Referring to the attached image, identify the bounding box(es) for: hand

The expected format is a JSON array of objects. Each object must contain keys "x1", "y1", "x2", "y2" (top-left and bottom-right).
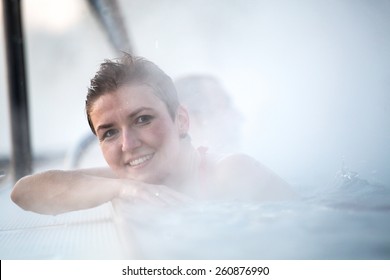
[
  {"x1": 111, "y1": 180, "x2": 194, "y2": 223},
  {"x1": 117, "y1": 179, "x2": 193, "y2": 207}
]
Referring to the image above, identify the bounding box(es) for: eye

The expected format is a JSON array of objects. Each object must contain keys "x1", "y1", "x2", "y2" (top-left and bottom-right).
[
  {"x1": 135, "y1": 115, "x2": 154, "y2": 125},
  {"x1": 100, "y1": 129, "x2": 118, "y2": 141}
]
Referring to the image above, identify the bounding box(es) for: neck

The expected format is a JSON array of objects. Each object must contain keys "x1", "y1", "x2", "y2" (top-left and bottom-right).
[{"x1": 163, "y1": 138, "x2": 201, "y2": 194}]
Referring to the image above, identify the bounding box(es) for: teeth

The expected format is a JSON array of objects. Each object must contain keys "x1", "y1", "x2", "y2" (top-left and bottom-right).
[{"x1": 129, "y1": 154, "x2": 152, "y2": 167}]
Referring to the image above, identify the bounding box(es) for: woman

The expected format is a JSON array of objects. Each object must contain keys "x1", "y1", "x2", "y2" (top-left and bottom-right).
[{"x1": 11, "y1": 54, "x2": 295, "y2": 215}]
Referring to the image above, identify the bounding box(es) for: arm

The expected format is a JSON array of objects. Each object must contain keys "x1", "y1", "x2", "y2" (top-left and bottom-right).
[
  {"x1": 11, "y1": 168, "x2": 122, "y2": 215},
  {"x1": 11, "y1": 167, "x2": 191, "y2": 215}
]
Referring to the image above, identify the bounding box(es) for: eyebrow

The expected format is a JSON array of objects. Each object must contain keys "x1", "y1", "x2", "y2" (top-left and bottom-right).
[
  {"x1": 95, "y1": 107, "x2": 153, "y2": 133},
  {"x1": 128, "y1": 107, "x2": 153, "y2": 118},
  {"x1": 96, "y1": 123, "x2": 114, "y2": 134}
]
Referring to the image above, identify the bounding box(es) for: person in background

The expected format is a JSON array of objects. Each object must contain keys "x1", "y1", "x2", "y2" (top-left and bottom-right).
[
  {"x1": 175, "y1": 75, "x2": 243, "y2": 153},
  {"x1": 11, "y1": 53, "x2": 295, "y2": 216}
]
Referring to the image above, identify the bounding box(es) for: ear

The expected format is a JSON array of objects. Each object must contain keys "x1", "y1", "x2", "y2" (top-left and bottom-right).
[{"x1": 175, "y1": 105, "x2": 190, "y2": 137}]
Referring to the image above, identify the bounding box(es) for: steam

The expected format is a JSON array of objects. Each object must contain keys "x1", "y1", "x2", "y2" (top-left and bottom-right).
[{"x1": 1, "y1": 0, "x2": 389, "y2": 188}]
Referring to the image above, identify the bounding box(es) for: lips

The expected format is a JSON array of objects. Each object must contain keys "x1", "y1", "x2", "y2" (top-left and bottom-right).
[{"x1": 127, "y1": 154, "x2": 153, "y2": 167}]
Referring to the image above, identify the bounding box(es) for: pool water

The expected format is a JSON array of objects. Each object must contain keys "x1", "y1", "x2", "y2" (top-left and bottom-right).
[
  {"x1": 1, "y1": 166, "x2": 388, "y2": 259},
  {"x1": 115, "y1": 169, "x2": 390, "y2": 259}
]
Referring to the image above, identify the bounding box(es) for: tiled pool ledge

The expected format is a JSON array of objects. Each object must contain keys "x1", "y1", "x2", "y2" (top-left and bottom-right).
[{"x1": 0, "y1": 186, "x2": 128, "y2": 259}]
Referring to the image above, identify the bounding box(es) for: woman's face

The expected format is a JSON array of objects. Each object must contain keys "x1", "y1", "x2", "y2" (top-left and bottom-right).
[{"x1": 89, "y1": 84, "x2": 188, "y2": 184}]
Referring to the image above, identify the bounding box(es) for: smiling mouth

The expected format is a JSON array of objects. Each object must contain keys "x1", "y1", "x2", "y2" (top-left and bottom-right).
[{"x1": 127, "y1": 154, "x2": 153, "y2": 167}]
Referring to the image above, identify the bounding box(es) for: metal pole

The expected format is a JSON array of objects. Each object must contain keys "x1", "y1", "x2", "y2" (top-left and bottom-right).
[
  {"x1": 2, "y1": 0, "x2": 32, "y2": 181},
  {"x1": 87, "y1": 0, "x2": 133, "y2": 53}
]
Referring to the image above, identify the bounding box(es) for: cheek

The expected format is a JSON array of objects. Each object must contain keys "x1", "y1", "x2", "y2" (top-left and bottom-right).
[
  {"x1": 100, "y1": 142, "x2": 121, "y2": 168},
  {"x1": 148, "y1": 119, "x2": 179, "y2": 145},
  {"x1": 155, "y1": 126, "x2": 182, "y2": 161},
  {"x1": 155, "y1": 126, "x2": 172, "y2": 142}
]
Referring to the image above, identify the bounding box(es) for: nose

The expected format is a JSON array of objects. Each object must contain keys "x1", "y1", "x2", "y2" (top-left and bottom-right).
[{"x1": 121, "y1": 129, "x2": 141, "y2": 152}]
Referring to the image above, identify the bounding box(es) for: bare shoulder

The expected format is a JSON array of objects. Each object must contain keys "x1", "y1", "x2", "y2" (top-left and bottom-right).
[
  {"x1": 216, "y1": 153, "x2": 263, "y2": 171},
  {"x1": 215, "y1": 153, "x2": 275, "y2": 180},
  {"x1": 213, "y1": 153, "x2": 296, "y2": 201}
]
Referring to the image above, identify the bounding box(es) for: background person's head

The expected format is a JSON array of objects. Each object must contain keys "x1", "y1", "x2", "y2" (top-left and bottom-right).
[{"x1": 175, "y1": 75, "x2": 244, "y2": 152}]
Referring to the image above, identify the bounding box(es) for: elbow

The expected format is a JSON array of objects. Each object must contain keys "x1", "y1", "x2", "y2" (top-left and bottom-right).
[
  {"x1": 10, "y1": 172, "x2": 70, "y2": 216},
  {"x1": 11, "y1": 176, "x2": 35, "y2": 212},
  {"x1": 10, "y1": 186, "x2": 20, "y2": 205},
  {"x1": 11, "y1": 180, "x2": 58, "y2": 215}
]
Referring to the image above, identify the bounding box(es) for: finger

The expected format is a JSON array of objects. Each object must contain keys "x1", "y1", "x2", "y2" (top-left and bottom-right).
[
  {"x1": 146, "y1": 185, "x2": 195, "y2": 206},
  {"x1": 119, "y1": 180, "x2": 194, "y2": 207}
]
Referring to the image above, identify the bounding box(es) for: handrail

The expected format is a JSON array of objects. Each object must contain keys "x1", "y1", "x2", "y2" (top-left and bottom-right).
[{"x1": 2, "y1": 0, "x2": 32, "y2": 182}]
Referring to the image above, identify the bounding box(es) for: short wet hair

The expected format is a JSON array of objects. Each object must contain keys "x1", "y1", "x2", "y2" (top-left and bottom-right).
[{"x1": 86, "y1": 53, "x2": 179, "y2": 134}]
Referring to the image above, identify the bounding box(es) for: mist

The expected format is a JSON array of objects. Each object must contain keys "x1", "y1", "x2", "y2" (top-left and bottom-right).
[{"x1": 1, "y1": 0, "x2": 389, "y2": 188}]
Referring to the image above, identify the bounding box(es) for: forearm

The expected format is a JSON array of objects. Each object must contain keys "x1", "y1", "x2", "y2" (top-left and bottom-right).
[{"x1": 11, "y1": 169, "x2": 122, "y2": 215}]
